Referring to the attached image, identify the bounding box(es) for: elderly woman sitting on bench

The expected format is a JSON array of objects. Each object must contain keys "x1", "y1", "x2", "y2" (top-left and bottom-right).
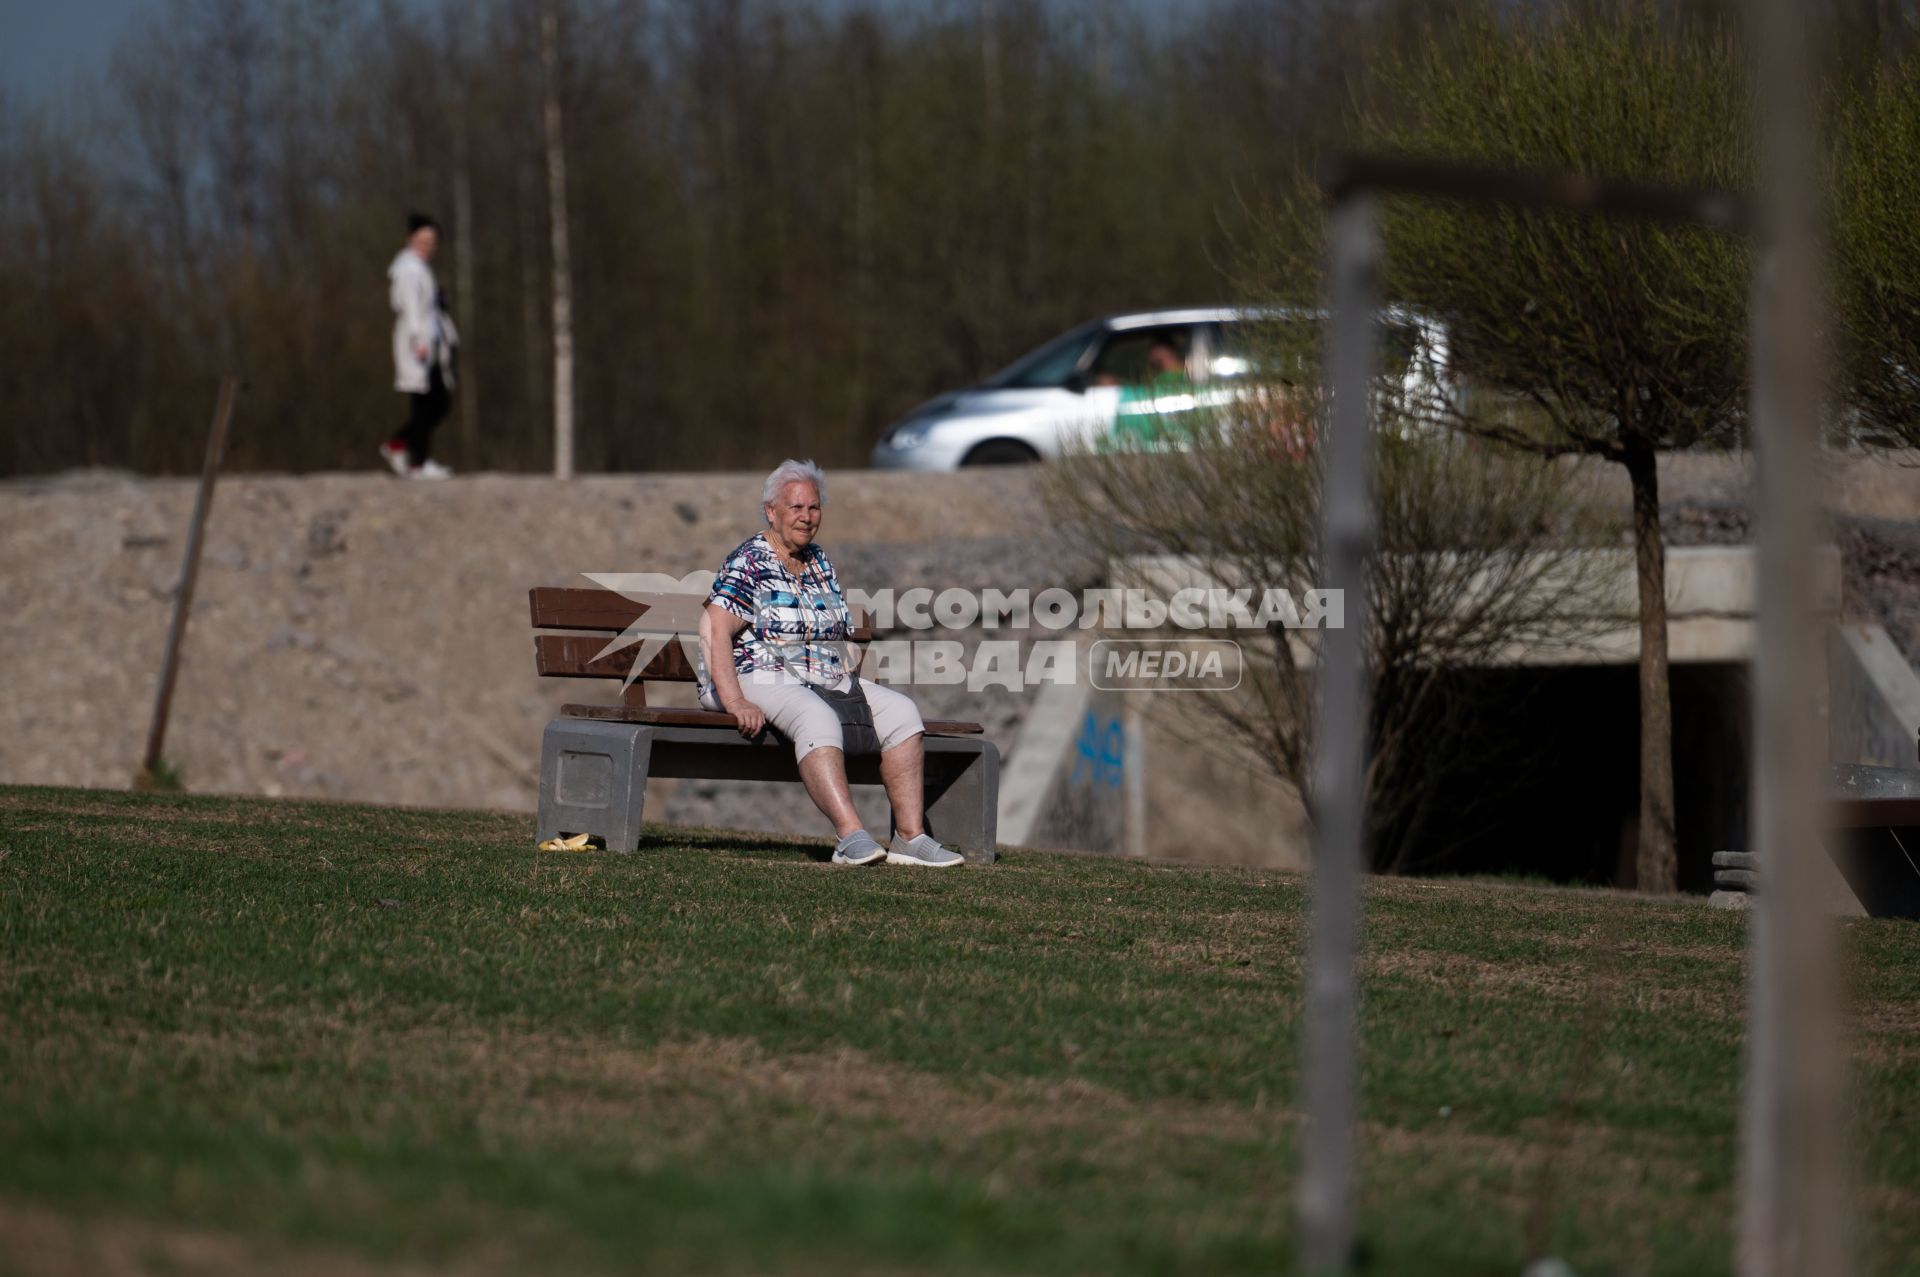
[{"x1": 696, "y1": 459, "x2": 964, "y2": 868}]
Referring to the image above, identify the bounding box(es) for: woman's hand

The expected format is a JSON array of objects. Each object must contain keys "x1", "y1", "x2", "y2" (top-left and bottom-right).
[{"x1": 724, "y1": 698, "x2": 766, "y2": 738}]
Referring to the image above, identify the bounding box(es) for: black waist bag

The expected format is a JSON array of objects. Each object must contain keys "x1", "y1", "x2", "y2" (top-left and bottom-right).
[{"x1": 814, "y1": 676, "x2": 881, "y2": 756}]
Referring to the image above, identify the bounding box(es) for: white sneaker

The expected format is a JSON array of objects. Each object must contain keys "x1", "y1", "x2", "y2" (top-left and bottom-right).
[
  {"x1": 410, "y1": 459, "x2": 453, "y2": 480},
  {"x1": 379, "y1": 440, "x2": 411, "y2": 477},
  {"x1": 831, "y1": 830, "x2": 885, "y2": 866},
  {"x1": 886, "y1": 833, "x2": 965, "y2": 868}
]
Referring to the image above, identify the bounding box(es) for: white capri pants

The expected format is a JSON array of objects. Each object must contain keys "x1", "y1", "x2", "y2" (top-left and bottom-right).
[{"x1": 701, "y1": 668, "x2": 926, "y2": 763}]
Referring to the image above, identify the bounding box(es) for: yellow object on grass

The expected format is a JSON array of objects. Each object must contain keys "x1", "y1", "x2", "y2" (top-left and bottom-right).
[{"x1": 537, "y1": 832, "x2": 599, "y2": 852}]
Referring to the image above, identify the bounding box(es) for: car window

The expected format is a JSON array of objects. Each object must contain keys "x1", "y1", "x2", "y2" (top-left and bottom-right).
[
  {"x1": 1209, "y1": 318, "x2": 1318, "y2": 384},
  {"x1": 1210, "y1": 317, "x2": 1422, "y2": 385},
  {"x1": 1382, "y1": 321, "x2": 1423, "y2": 382},
  {"x1": 1090, "y1": 326, "x2": 1196, "y2": 387},
  {"x1": 981, "y1": 322, "x2": 1103, "y2": 389}
]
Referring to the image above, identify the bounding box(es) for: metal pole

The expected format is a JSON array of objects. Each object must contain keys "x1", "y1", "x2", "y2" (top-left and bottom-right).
[
  {"x1": 140, "y1": 376, "x2": 239, "y2": 781},
  {"x1": 1298, "y1": 192, "x2": 1380, "y2": 1277},
  {"x1": 453, "y1": 112, "x2": 479, "y2": 465},
  {"x1": 1739, "y1": 0, "x2": 1846, "y2": 1268},
  {"x1": 541, "y1": 5, "x2": 576, "y2": 481},
  {"x1": 1124, "y1": 699, "x2": 1146, "y2": 857}
]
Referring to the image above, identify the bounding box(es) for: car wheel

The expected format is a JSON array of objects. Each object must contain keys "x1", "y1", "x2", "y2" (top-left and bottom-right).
[{"x1": 960, "y1": 440, "x2": 1040, "y2": 466}]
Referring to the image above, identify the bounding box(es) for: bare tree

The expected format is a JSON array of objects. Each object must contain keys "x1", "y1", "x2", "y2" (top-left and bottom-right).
[
  {"x1": 1255, "y1": 3, "x2": 1754, "y2": 889},
  {"x1": 1042, "y1": 385, "x2": 1618, "y2": 874},
  {"x1": 1832, "y1": 57, "x2": 1920, "y2": 450},
  {"x1": 444, "y1": 5, "x2": 481, "y2": 463},
  {"x1": 0, "y1": 0, "x2": 1439, "y2": 478},
  {"x1": 542, "y1": 5, "x2": 576, "y2": 479}
]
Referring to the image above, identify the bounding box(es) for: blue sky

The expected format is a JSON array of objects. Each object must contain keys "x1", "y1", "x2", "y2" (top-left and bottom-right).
[
  {"x1": 4, "y1": 0, "x2": 1206, "y2": 106},
  {"x1": 3, "y1": 0, "x2": 1190, "y2": 106},
  {"x1": 3, "y1": 0, "x2": 158, "y2": 102}
]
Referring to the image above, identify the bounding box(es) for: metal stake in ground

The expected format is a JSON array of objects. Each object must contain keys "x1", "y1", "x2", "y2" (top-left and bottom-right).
[
  {"x1": 139, "y1": 376, "x2": 239, "y2": 785},
  {"x1": 1740, "y1": 0, "x2": 1846, "y2": 1268},
  {"x1": 1298, "y1": 191, "x2": 1381, "y2": 1277}
]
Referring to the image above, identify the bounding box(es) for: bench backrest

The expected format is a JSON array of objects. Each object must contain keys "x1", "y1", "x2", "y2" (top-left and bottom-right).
[{"x1": 529, "y1": 587, "x2": 872, "y2": 691}]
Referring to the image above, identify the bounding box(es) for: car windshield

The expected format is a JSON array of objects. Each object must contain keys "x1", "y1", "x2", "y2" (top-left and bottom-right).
[{"x1": 981, "y1": 322, "x2": 1101, "y2": 388}]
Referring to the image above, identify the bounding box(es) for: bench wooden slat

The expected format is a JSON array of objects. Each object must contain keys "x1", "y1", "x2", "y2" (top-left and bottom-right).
[
  {"x1": 530, "y1": 587, "x2": 705, "y2": 632},
  {"x1": 536, "y1": 634, "x2": 900, "y2": 690},
  {"x1": 535, "y1": 633, "x2": 702, "y2": 682},
  {"x1": 559, "y1": 703, "x2": 985, "y2": 735},
  {"x1": 531, "y1": 587, "x2": 870, "y2": 640}
]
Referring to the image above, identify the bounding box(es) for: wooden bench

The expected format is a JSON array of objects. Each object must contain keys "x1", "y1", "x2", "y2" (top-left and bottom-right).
[{"x1": 529, "y1": 587, "x2": 1000, "y2": 862}]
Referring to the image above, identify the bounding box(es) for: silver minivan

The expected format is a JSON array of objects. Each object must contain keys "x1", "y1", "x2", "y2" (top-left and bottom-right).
[{"x1": 869, "y1": 306, "x2": 1453, "y2": 470}]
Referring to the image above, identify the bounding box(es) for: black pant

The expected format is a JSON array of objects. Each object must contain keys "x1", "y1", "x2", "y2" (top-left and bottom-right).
[{"x1": 397, "y1": 365, "x2": 451, "y2": 464}]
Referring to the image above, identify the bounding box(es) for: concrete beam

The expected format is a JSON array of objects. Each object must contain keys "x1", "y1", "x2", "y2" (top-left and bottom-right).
[
  {"x1": 1830, "y1": 624, "x2": 1920, "y2": 768},
  {"x1": 1121, "y1": 545, "x2": 1843, "y2": 667}
]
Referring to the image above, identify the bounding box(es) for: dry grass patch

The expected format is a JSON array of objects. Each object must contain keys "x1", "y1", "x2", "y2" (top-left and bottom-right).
[
  {"x1": 0, "y1": 1197, "x2": 482, "y2": 1277},
  {"x1": 1363, "y1": 943, "x2": 1741, "y2": 1022}
]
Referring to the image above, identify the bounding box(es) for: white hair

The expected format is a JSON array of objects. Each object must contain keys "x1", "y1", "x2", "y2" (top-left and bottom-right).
[{"x1": 761, "y1": 459, "x2": 826, "y2": 513}]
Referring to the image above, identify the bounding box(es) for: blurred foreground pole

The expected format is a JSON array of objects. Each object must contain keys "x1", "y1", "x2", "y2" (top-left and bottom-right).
[
  {"x1": 1298, "y1": 193, "x2": 1380, "y2": 1277},
  {"x1": 140, "y1": 376, "x2": 239, "y2": 781},
  {"x1": 541, "y1": 6, "x2": 576, "y2": 480},
  {"x1": 1739, "y1": 0, "x2": 1847, "y2": 1270}
]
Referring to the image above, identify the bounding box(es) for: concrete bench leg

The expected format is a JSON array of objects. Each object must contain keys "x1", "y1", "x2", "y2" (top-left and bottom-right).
[
  {"x1": 921, "y1": 740, "x2": 1000, "y2": 865},
  {"x1": 537, "y1": 719, "x2": 652, "y2": 852}
]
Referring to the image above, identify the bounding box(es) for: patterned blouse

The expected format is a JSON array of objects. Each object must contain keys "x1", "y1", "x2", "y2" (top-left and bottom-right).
[{"x1": 704, "y1": 532, "x2": 852, "y2": 688}]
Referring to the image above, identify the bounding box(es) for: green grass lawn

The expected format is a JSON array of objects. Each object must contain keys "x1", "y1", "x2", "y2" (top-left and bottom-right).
[{"x1": 1, "y1": 785, "x2": 1917, "y2": 1276}]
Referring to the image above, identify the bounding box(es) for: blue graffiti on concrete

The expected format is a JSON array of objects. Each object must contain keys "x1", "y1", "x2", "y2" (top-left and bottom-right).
[{"x1": 1069, "y1": 711, "x2": 1126, "y2": 789}]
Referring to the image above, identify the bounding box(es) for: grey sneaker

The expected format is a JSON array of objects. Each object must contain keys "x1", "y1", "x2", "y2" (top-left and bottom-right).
[
  {"x1": 831, "y1": 829, "x2": 885, "y2": 866},
  {"x1": 886, "y1": 832, "x2": 965, "y2": 868}
]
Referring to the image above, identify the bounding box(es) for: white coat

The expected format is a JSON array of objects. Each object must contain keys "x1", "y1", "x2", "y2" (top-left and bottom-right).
[{"x1": 389, "y1": 248, "x2": 458, "y2": 393}]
